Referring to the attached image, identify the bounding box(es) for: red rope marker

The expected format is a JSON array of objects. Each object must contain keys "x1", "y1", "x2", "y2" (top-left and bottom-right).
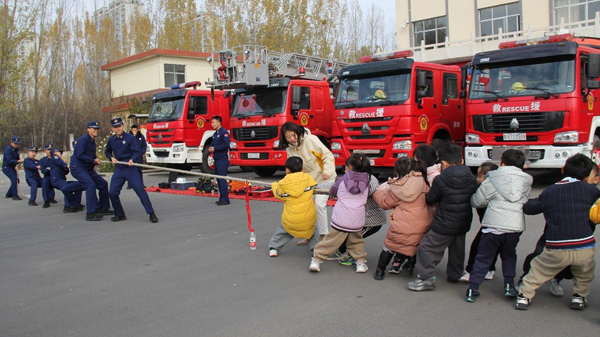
[{"x1": 245, "y1": 181, "x2": 256, "y2": 250}]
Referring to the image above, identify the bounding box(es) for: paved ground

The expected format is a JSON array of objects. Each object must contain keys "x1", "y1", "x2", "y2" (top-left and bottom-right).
[{"x1": 0, "y1": 167, "x2": 599, "y2": 337}]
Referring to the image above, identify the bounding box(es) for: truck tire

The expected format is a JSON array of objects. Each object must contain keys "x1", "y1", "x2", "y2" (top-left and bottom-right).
[
  {"x1": 254, "y1": 166, "x2": 278, "y2": 177},
  {"x1": 201, "y1": 146, "x2": 216, "y2": 174}
]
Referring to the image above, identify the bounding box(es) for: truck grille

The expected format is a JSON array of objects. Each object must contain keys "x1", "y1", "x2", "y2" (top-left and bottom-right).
[
  {"x1": 154, "y1": 151, "x2": 169, "y2": 158},
  {"x1": 472, "y1": 111, "x2": 564, "y2": 133},
  {"x1": 233, "y1": 126, "x2": 279, "y2": 141},
  {"x1": 350, "y1": 150, "x2": 386, "y2": 158}
]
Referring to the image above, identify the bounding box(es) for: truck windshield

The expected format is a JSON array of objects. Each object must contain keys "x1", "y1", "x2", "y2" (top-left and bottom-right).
[
  {"x1": 335, "y1": 71, "x2": 411, "y2": 108},
  {"x1": 148, "y1": 98, "x2": 184, "y2": 122},
  {"x1": 232, "y1": 88, "x2": 287, "y2": 117},
  {"x1": 469, "y1": 57, "x2": 575, "y2": 100}
]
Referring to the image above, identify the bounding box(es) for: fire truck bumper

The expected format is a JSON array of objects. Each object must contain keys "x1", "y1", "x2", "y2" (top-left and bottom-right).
[
  {"x1": 146, "y1": 143, "x2": 201, "y2": 164},
  {"x1": 228, "y1": 150, "x2": 287, "y2": 167},
  {"x1": 465, "y1": 144, "x2": 592, "y2": 168}
]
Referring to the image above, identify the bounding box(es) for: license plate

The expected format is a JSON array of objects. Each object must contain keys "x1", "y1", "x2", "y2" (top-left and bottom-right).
[
  {"x1": 155, "y1": 157, "x2": 166, "y2": 163},
  {"x1": 247, "y1": 153, "x2": 260, "y2": 159},
  {"x1": 503, "y1": 133, "x2": 526, "y2": 141}
]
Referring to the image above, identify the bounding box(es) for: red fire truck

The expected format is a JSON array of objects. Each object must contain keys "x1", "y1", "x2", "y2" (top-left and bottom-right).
[
  {"x1": 330, "y1": 51, "x2": 465, "y2": 175},
  {"x1": 145, "y1": 81, "x2": 231, "y2": 173},
  {"x1": 207, "y1": 45, "x2": 348, "y2": 177},
  {"x1": 464, "y1": 34, "x2": 600, "y2": 168}
]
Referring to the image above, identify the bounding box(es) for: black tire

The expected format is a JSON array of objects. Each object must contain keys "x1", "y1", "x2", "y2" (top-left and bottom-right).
[
  {"x1": 201, "y1": 146, "x2": 215, "y2": 174},
  {"x1": 240, "y1": 166, "x2": 254, "y2": 172},
  {"x1": 254, "y1": 166, "x2": 278, "y2": 177}
]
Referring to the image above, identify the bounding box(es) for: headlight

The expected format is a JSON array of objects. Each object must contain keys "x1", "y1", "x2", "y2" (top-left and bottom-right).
[
  {"x1": 393, "y1": 140, "x2": 412, "y2": 150},
  {"x1": 331, "y1": 142, "x2": 341, "y2": 151},
  {"x1": 273, "y1": 140, "x2": 279, "y2": 148},
  {"x1": 465, "y1": 133, "x2": 480, "y2": 144},
  {"x1": 230, "y1": 141, "x2": 237, "y2": 149},
  {"x1": 173, "y1": 144, "x2": 184, "y2": 152},
  {"x1": 554, "y1": 131, "x2": 578, "y2": 143}
]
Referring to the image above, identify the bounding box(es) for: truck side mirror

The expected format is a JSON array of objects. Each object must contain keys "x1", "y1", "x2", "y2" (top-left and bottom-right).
[
  {"x1": 460, "y1": 65, "x2": 469, "y2": 91},
  {"x1": 588, "y1": 54, "x2": 600, "y2": 79},
  {"x1": 291, "y1": 86, "x2": 301, "y2": 115},
  {"x1": 332, "y1": 83, "x2": 339, "y2": 100},
  {"x1": 417, "y1": 71, "x2": 427, "y2": 89},
  {"x1": 188, "y1": 98, "x2": 196, "y2": 120},
  {"x1": 459, "y1": 91, "x2": 466, "y2": 99}
]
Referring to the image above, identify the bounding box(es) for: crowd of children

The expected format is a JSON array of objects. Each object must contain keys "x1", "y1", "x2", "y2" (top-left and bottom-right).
[{"x1": 268, "y1": 144, "x2": 600, "y2": 312}]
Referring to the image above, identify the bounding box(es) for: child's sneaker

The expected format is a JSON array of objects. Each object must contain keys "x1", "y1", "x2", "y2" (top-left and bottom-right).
[
  {"x1": 515, "y1": 294, "x2": 531, "y2": 310},
  {"x1": 484, "y1": 270, "x2": 495, "y2": 280},
  {"x1": 459, "y1": 272, "x2": 470, "y2": 282},
  {"x1": 269, "y1": 249, "x2": 278, "y2": 257},
  {"x1": 356, "y1": 262, "x2": 368, "y2": 273},
  {"x1": 465, "y1": 288, "x2": 480, "y2": 302},
  {"x1": 408, "y1": 276, "x2": 436, "y2": 291},
  {"x1": 545, "y1": 278, "x2": 564, "y2": 297},
  {"x1": 570, "y1": 294, "x2": 588, "y2": 310},
  {"x1": 504, "y1": 283, "x2": 518, "y2": 297},
  {"x1": 339, "y1": 255, "x2": 357, "y2": 266},
  {"x1": 309, "y1": 258, "x2": 321, "y2": 272}
]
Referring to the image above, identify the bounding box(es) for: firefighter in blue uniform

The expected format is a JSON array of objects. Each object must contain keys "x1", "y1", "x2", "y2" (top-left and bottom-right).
[
  {"x1": 106, "y1": 117, "x2": 158, "y2": 223},
  {"x1": 49, "y1": 148, "x2": 85, "y2": 213},
  {"x1": 209, "y1": 116, "x2": 230, "y2": 205},
  {"x1": 23, "y1": 146, "x2": 43, "y2": 206},
  {"x1": 2, "y1": 136, "x2": 22, "y2": 200},
  {"x1": 71, "y1": 121, "x2": 112, "y2": 221},
  {"x1": 39, "y1": 143, "x2": 57, "y2": 208},
  {"x1": 127, "y1": 124, "x2": 146, "y2": 189}
]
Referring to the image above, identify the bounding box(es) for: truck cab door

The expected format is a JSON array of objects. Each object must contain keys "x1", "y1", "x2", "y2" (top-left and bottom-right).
[
  {"x1": 291, "y1": 86, "x2": 313, "y2": 128},
  {"x1": 416, "y1": 69, "x2": 438, "y2": 124},
  {"x1": 186, "y1": 95, "x2": 209, "y2": 147},
  {"x1": 441, "y1": 72, "x2": 463, "y2": 140}
]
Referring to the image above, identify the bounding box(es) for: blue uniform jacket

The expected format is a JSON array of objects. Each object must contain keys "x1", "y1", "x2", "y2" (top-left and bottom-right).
[
  {"x1": 132, "y1": 132, "x2": 147, "y2": 164},
  {"x1": 50, "y1": 154, "x2": 70, "y2": 182},
  {"x1": 72, "y1": 134, "x2": 97, "y2": 171},
  {"x1": 2, "y1": 145, "x2": 20, "y2": 169},
  {"x1": 23, "y1": 157, "x2": 41, "y2": 181},
  {"x1": 212, "y1": 127, "x2": 230, "y2": 160},
  {"x1": 105, "y1": 133, "x2": 141, "y2": 169},
  {"x1": 39, "y1": 156, "x2": 52, "y2": 177}
]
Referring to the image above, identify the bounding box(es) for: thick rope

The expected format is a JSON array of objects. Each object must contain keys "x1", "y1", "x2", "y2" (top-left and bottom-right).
[{"x1": 101, "y1": 161, "x2": 330, "y2": 194}]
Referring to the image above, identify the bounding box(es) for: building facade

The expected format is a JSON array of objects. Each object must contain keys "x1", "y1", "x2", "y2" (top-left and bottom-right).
[
  {"x1": 93, "y1": 0, "x2": 145, "y2": 50},
  {"x1": 101, "y1": 49, "x2": 215, "y2": 126},
  {"x1": 395, "y1": 0, "x2": 600, "y2": 63}
]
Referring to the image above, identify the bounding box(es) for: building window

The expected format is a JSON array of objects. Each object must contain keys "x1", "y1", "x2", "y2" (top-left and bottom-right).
[
  {"x1": 554, "y1": 0, "x2": 600, "y2": 24},
  {"x1": 480, "y1": 2, "x2": 520, "y2": 37},
  {"x1": 413, "y1": 16, "x2": 447, "y2": 47},
  {"x1": 164, "y1": 64, "x2": 185, "y2": 88}
]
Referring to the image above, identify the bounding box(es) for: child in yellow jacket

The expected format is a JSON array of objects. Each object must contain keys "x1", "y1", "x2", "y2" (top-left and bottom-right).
[{"x1": 268, "y1": 156, "x2": 318, "y2": 257}]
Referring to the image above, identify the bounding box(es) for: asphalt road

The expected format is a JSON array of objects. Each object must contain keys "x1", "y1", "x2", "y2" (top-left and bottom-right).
[{"x1": 0, "y1": 167, "x2": 599, "y2": 337}]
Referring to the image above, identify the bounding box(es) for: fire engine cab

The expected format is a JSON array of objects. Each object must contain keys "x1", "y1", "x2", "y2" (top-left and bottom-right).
[
  {"x1": 145, "y1": 81, "x2": 231, "y2": 172},
  {"x1": 331, "y1": 50, "x2": 465, "y2": 175},
  {"x1": 464, "y1": 34, "x2": 600, "y2": 168},
  {"x1": 207, "y1": 45, "x2": 348, "y2": 177}
]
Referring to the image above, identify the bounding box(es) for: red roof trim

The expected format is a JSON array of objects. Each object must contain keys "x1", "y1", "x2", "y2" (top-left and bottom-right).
[{"x1": 101, "y1": 49, "x2": 215, "y2": 71}]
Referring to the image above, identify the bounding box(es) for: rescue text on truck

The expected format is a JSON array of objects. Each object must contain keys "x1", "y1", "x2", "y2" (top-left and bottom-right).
[
  {"x1": 331, "y1": 50, "x2": 465, "y2": 175},
  {"x1": 206, "y1": 45, "x2": 348, "y2": 177},
  {"x1": 145, "y1": 81, "x2": 231, "y2": 173},
  {"x1": 463, "y1": 33, "x2": 600, "y2": 168}
]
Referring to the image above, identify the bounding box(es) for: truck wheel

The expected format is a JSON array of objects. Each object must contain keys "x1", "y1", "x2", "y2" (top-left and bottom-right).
[
  {"x1": 254, "y1": 166, "x2": 278, "y2": 177},
  {"x1": 201, "y1": 147, "x2": 215, "y2": 174},
  {"x1": 240, "y1": 166, "x2": 254, "y2": 172}
]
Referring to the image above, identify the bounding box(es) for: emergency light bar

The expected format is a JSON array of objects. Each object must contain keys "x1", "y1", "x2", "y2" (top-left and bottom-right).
[
  {"x1": 498, "y1": 33, "x2": 573, "y2": 49},
  {"x1": 171, "y1": 81, "x2": 202, "y2": 90},
  {"x1": 359, "y1": 50, "x2": 414, "y2": 64}
]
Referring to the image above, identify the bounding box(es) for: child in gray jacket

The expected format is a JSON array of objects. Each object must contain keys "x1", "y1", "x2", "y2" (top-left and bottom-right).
[{"x1": 465, "y1": 149, "x2": 533, "y2": 302}]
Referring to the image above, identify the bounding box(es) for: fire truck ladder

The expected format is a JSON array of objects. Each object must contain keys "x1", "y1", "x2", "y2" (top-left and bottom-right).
[{"x1": 207, "y1": 45, "x2": 348, "y2": 90}]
